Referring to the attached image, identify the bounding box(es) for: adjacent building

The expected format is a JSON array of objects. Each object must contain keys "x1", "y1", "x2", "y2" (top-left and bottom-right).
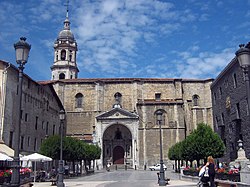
[
  {"x1": 0, "y1": 60, "x2": 64, "y2": 156},
  {"x1": 211, "y1": 56, "x2": 250, "y2": 162}
]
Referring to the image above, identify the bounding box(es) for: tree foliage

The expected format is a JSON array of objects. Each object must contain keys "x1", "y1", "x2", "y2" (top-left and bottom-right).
[
  {"x1": 168, "y1": 141, "x2": 183, "y2": 161},
  {"x1": 39, "y1": 135, "x2": 60, "y2": 159},
  {"x1": 40, "y1": 135, "x2": 101, "y2": 163},
  {"x1": 168, "y1": 123, "x2": 225, "y2": 165},
  {"x1": 193, "y1": 123, "x2": 225, "y2": 160}
]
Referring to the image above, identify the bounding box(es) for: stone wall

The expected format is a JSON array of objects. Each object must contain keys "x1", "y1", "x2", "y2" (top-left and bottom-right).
[
  {"x1": 53, "y1": 78, "x2": 213, "y2": 167},
  {"x1": 211, "y1": 59, "x2": 250, "y2": 162},
  {"x1": 0, "y1": 60, "x2": 62, "y2": 154}
]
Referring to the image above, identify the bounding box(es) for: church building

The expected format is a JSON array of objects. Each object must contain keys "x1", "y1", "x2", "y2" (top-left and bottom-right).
[{"x1": 41, "y1": 10, "x2": 214, "y2": 169}]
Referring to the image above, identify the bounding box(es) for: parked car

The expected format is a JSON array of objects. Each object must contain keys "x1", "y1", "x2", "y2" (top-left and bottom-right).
[{"x1": 149, "y1": 164, "x2": 167, "y2": 171}]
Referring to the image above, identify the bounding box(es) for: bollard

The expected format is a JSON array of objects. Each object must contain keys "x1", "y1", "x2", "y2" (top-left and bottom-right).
[
  {"x1": 115, "y1": 165, "x2": 117, "y2": 170},
  {"x1": 125, "y1": 165, "x2": 127, "y2": 170},
  {"x1": 135, "y1": 165, "x2": 137, "y2": 170},
  {"x1": 144, "y1": 164, "x2": 146, "y2": 170}
]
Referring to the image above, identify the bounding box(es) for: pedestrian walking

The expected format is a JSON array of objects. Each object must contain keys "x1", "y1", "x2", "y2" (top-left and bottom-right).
[{"x1": 206, "y1": 156, "x2": 215, "y2": 187}]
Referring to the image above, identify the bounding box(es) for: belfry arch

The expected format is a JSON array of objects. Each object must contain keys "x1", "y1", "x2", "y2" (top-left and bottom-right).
[{"x1": 102, "y1": 124, "x2": 132, "y2": 165}]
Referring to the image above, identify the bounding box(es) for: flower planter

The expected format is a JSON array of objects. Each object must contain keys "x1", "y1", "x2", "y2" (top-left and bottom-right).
[
  {"x1": 0, "y1": 176, "x2": 4, "y2": 184},
  {"x1": 183, "y1": 170, "x2": 198, "y2": 176},
  {"x1": 20, "y1": 173, "x2": 30, "y2": 180},
  {"x1": 4, "y1": 176, "x2": 11, "y2": 184},
  {"x1": 0, "y1": 176, "x2": 11, "y2": 184},
  {"x1": 215, "y1": 173, "x2": 240, "y2": 182}
]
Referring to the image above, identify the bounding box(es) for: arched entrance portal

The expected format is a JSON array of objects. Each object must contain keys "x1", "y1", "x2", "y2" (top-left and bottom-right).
[
  {"x1": 113, "y1": 146, "x2": 124, "y2": 164},
  {"x1": 102, "y1": 124, "x2": 132, "y2": 166}
]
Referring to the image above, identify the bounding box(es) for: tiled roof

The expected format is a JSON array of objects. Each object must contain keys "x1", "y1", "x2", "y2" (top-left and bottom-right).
[{"x1": 38, "y1": 77, "x2": 213, "y2": 85}]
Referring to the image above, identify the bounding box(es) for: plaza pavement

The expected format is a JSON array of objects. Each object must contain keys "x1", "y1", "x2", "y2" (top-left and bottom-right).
[
  {"x1": 31, "y1": 169, "x2": 198, "y2": 187},
  {"x1": 32, "y1": 180, "x2": 197, "y2": 187}
]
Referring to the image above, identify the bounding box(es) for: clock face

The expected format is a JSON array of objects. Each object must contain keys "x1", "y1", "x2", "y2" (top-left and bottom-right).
[{"x1": 226, "y1": 96, "x2": 231, "y2": 109}]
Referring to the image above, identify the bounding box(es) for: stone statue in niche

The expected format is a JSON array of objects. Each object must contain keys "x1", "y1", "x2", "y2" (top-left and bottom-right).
[{"x1": 115, "y1": 128, "x2": 122, "y2": 139}]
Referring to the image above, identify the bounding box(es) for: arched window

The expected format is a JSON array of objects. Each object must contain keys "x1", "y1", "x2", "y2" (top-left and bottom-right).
[
  {"x1": 154, "y1": 109, "x2": 167, "y2": 126},
  {"x1": 69, "y1": 50, "x2": 72, "y2": 61},
  {"x1": 75, "y1": 93, "x2": 83, "y2": 108},
  {"x1": 46, "y1": 100, "x2": 49, "y2": 111},
  {"x1": 193, "y1": 94, "x2": 199, "y2": 106},
  {"x1": 59, "y1": 73, "x2": 65, "y2": 79},
  {"x1": 61, "y1": 49, "x2": 66, "y2": 60},
  {"x1": 56, "y1": 51, "x2": 59, "y2": 61}
]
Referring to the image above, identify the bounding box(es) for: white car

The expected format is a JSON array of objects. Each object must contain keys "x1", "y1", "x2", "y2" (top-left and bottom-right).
[{"x1": 149, "y1": 164, "x2": 167, "y2": 171}]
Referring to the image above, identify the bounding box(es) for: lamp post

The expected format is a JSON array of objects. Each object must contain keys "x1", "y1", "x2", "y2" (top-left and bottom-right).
[
  {"x1": 11, "y1": 37, "x2": 31, "y2": 186},
  {"x1": 235, "y1": 43, "x2": 250, "y2": 114},
  {"x1": 156, "y1": 110, "x2": 166, "y2": 186},
  {"x1": 57, "y1": 109, "x2": 65, "y2": 187}
]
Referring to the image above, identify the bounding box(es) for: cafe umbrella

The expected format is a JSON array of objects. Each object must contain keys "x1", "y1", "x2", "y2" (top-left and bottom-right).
[
  {"x1": 20, "y1": 153, "x2": 52, "y2": 183},
  {"x1": 0, "y1": 153, "x2": 13, "y2": 161}
]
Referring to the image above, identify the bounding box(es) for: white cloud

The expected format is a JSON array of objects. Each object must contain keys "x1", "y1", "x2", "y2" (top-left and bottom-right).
[
  {"x1": 73, "y1": 0, "x2": 198, "y2": 76},
  {"x1": 199, "y1": 14, "x2": 209, "y2": 21},
  {"x1": 174, "y1": 48, "x2": 235, "y2": 79},
  {"x1": 1, "y1": 0, "x2": 245, "y2": 80}
]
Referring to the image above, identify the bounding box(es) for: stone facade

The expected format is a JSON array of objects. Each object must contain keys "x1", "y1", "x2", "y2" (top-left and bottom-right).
[
  {"x1": 0, "y1": 60, "x2": 63, "y2": 155},
  {"x1": 211, "y1": 57, "x2": 250, "y2": 162},
  {"x1": 50, "y1": 78, "x2": 213, "y2": 168},
  {"x1": 44, "y1": 10, "x2": 215, "y2": 169}
]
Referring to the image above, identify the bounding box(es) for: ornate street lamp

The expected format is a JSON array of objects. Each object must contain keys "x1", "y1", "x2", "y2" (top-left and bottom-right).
[
  {"x1": 57, "y1": 109, "x2": 65, "y2": 187},
  {"x1": 11, "y1": 37, "x2": 31, "y2": 186},
  {"x1": 156, "y1": 110, "x2": 166, "y2": 186}
]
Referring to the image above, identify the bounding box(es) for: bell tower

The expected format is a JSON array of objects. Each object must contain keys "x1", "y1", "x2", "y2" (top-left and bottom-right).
[{"x1": 51, "y1": 2, "x2": 79, "y2": 80}]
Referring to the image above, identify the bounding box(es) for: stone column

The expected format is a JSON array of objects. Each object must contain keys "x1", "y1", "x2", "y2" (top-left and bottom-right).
[{"x1": 230, "y1": 141, "x2": 250, "y2": 184}]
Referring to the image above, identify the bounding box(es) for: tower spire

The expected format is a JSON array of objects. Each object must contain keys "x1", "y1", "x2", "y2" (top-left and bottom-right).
[
  {"x1": 51, "y1": 0, "x2": 79, "y2": 80},
  {"x1": 64, "y1": 0, "x2": 69, "y2": 18},
  {"x1": 63, "y1": 0, "x2": 70, "y2": 30}
]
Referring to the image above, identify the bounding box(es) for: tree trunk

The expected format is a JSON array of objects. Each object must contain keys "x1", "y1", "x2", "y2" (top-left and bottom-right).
[
  {"x1": 178, "y1": 160, "x2": 180, "y2": 173},
  {"x1": 175, "y1": 160, "x2": 177, "y2": 172},
  {"x1": 93, "y1": 160, "x2": 95, "y2": 170},
  {"x1": 72, "y1": 160, "x2": 75, "y2": 174},
  {"x1": 84, "y1": 159, "x2": 88, "y2": 173}
]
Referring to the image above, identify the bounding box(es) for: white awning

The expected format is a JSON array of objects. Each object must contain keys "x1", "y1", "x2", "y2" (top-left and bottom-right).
[
  {"x1": 0, "y1": 153, "x2": 13, "y2": 161},
  {"x1": 0, "y1": 141, "x2": 14, "y2": 157}
]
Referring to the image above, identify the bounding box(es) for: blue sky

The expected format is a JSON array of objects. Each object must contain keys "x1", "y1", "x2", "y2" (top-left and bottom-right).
[{"x1": 1, "y1": 0, "x2": 250, "y2": 81}]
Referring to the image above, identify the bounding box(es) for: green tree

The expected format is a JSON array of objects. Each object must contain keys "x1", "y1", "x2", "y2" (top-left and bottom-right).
[
  {"x1": 40, "y1": 135, "x2": 101, "y2": 173},
  {"x1": 168, "y1": 123, "x2": 225, "y2": 168},
  {"x1": 83, "y1": 144, "x2": 101, "y2": 171},
  {"x1": 168, "y1": 141, "x2": 183, "y2": 172},
  {"x1": 193, "y1": 123, "x2": 225, "y2": 161},
  {"x1": 40, "y1": 135, "x2": 60, "y2": 159},
  {"x1": 185, "y1": 123, "x2": 225, "y2": 165},
  {"x1": 181, "y1": 134, "x2": 197, "y2": 166}
]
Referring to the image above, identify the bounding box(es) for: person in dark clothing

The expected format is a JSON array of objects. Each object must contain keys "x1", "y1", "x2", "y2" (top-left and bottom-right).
[{"x1": 206, "y1": 156, "x2": 215, "y2": 187}]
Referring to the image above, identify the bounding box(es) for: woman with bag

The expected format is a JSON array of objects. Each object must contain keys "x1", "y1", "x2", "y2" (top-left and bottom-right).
[{"x1": 206, "y1": 156, "x2": 216, "y2": 187}]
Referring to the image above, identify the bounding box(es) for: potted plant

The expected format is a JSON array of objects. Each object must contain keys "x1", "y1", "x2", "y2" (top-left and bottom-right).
[
  {"x1": 216, "y1": 167, "x2": 240, "y2": 182},
  {"x1": 0, "y1": 169, "x2": 12, "y2": 184}
]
